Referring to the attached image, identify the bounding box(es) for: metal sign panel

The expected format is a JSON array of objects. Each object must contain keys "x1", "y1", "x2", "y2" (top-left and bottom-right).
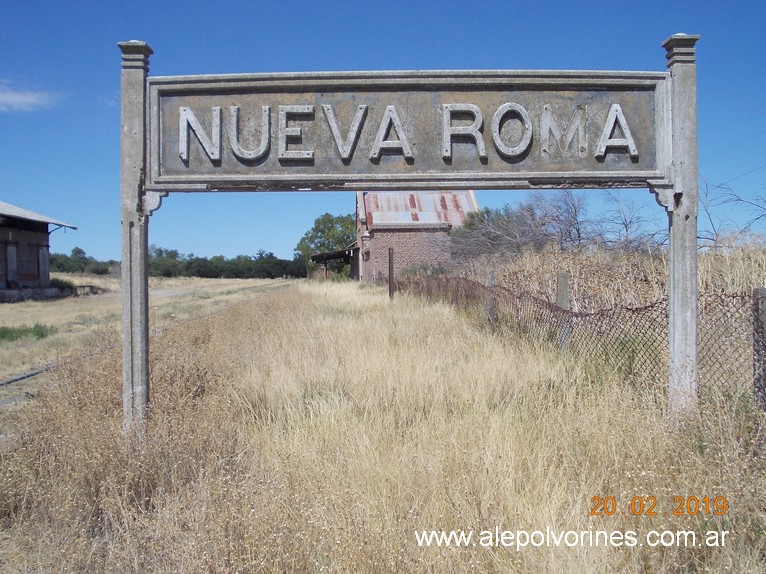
[{"x1": 146, "y1": 71, "x2": 669, "y2": 192}]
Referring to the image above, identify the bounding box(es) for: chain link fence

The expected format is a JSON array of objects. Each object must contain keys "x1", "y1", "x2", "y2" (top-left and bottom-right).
[{"x1": 399, "y1": 274, "x2": 766, "y2": 406}]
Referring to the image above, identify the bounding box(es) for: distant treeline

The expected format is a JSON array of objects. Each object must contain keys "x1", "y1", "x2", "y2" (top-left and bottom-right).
[{"x1": 50, "y1": 246, "x2": 307, "y2": 279}]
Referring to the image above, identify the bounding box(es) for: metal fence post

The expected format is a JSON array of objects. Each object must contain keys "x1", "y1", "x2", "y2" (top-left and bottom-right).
[{"x1": 753, "y1": 288, "x2": 766, "y2": 410}]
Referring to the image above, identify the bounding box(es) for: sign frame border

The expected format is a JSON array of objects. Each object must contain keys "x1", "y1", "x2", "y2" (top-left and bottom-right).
[{"x1": 145, "y1": 69, "x2": 672, "y2": 193}]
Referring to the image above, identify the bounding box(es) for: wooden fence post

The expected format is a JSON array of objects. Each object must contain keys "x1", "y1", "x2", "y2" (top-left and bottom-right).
[{"x1": 753, "y1": 288, "x2": 766, "y2": 410}]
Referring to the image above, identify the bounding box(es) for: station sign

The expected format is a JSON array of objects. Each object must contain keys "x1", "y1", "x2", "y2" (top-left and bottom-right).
[{"x1": 146, "y1": 70, "x2": 669, "y2": 192}]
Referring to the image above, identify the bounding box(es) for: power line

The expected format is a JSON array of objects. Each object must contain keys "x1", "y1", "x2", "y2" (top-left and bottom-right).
[
  {"x1": 702, "y1": 128, "x2": 766, "y2": 162},
  {"x1": 722, "y1": 162, "x2": 766, "y2": 186}
]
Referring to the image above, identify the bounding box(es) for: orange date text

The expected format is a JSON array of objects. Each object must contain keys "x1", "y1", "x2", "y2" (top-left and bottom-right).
[{"x1": 590, "y1": 496, "x2": 728, "y2": 517}]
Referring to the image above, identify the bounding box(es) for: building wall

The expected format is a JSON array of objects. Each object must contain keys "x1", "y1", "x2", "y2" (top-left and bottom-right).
[
  {"x1": 1, "y1": 223, "x2": 50, "y2": 289},
  {"x1": 361, "y1": 226, "x2": 451, "y2": 282}
]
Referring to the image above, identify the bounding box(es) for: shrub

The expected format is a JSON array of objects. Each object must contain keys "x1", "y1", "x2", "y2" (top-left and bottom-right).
[
  {"x1": 0, "y1": 323, "x2": 56, "y2": 342},
  {"x1": 49, "y1": 277, "x2": 75, "y2": 293}
]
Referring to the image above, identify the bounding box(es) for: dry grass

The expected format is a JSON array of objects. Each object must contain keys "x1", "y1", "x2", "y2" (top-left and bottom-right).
[
  {"x1": 698, "y1": 242, "x2": 766, "y2": 294},
  {"x1": 0, "y1": 274, "x2": 292, "y2": 382},
  {"x1": 461, "y1": 241, "x2": 766, "y2": 312},
  {"x1": 0, "y1": 282, "x2": 763, "y2": 572}
]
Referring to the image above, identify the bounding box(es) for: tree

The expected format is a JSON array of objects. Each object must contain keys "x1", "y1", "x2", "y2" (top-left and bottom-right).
[
  {"x1": 708, "y1": 180, "x2": 766, "y2": 248},
  {"x1": 69, "y1": 246, "x2": 90, "y2": 272},
  {"x1": 148, "y1": 245, "x2": 184, "y2": 277},
  {"x1": 600, "y1": 191, "x2": 665, "y2": 250},
  {"x1": 50, "y1": 246, "x2": 93, "y2": 273},
  {"x1": 184, "y1": 256, "x2": 224, "y2": 278},
  {"x1": 451, "y1": 203, "x2": 547, "y2": 262},
  {"x1": 51, "y1": 242, "x2": 306, "y2": 280},
  {"x1": 295, "y1": 212, "x2": 355, "y2": 272},
  {"x1": 529, "y1": 190, "x2": 599, "y2": 250}
]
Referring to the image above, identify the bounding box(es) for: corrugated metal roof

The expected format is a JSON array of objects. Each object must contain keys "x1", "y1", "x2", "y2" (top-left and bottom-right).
[
  {"x1": 362, "y1": 190, "x2": 478, "y2": 228},
  {"x1": 0, "y1": 200, "x2": 77, "y2": 229}
]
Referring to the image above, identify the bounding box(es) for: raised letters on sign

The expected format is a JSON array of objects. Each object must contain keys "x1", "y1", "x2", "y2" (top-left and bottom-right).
[
  {"x1": 150, "y1": 71, "x2": 665, "y2": 191},
  {"x1": 178, "y1": 102, "x2": 639, "y2": 165}
]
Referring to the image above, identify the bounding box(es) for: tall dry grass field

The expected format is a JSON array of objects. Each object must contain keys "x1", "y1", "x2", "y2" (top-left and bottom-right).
[
  {"x1": 463, "y1": 241, "x2": 766, "y2": 311},
  {"x1": 0, "y1": 274, "x2": 291, "y2": 381},
  {"x1": 0, "y1": 282, "x2": 764, "y2": 572}
]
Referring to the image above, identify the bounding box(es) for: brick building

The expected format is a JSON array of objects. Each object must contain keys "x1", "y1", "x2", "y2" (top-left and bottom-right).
[{"x1": 355, "y1": 190, "x2": 478, "y2": 282}]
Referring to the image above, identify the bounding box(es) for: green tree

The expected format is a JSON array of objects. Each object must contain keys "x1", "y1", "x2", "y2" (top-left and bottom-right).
[
  {"x1": 183, "y1": 256, "x2": 222, "y2": 278},
  {"x1": 295, "y1": 213, "x2": 355, "y2": 272},
  {"x1": 286, "y1": 256, "x2": 307, "y2": 278},
  {"x1": 49, "y1": 251, "x2": 78, "y2": 273},
  {"x1": 49, "y1": 246, "x2": 90, "y2": 273},
  {"x1": 148, "y1": 245, "x2": 185, "y2": 277},
  {"x1": 70, "y1": 247, "x2": 90, "y2": 272}
]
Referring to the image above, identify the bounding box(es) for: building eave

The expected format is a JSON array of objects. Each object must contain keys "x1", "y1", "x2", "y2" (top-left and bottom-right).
[
  {"x1": 369, "y1": 222, "x2": 452, "y2": 231},
  {"x1": 0, "y1": 201, "x2": 77, "y2": 230}
]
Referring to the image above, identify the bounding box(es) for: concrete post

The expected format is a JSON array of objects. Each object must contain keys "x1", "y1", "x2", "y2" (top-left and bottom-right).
[
  {"x1": 556, "y1": 272, "x2": 570, "y2": 310},
  {"x1": 388, "y1": 247, "x2": 395, "y2": 299},
  {"x1": 486, "y1": 270, "x2": 496, "y2": 325},
  {"x1": 753, "y1": 288, "x2": 766, "y2": 410},
  {"x1": 119, "y1": 41, "x2": 153, "y2": 433},
  {"x1": 663, "y1": 34, "x2": 700, "y2": 416},
  {"x1": 556, "y1": 271, "x2": 572, "y2": 351}
]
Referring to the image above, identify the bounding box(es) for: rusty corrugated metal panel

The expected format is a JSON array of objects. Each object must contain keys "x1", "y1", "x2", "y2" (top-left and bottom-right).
[
  {"x1": 362, "y1": 190, "x2": 478, "y2": 228},
  {"x1": 372, "y1": 211, "x2": 443, "y2": 224}
]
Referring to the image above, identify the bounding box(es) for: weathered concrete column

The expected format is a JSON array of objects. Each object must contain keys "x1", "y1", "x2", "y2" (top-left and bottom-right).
[
  {"x1": 486, "y1": 270, "x2": 496, "y2": 326},
  {"x1": 388, "y1": 247, "x2": 395, "y2": 299},
  {"x1": 663, "y1": 34, "x2": 700, "y2": 416},
  {"x1": 119, "y1": 41, "x2": 152, "y2": 433}
]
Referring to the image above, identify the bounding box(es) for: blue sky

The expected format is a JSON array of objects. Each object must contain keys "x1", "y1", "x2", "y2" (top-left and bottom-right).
[{"x1": 1, "y1": 0, "x2": 764, "y2": 261}]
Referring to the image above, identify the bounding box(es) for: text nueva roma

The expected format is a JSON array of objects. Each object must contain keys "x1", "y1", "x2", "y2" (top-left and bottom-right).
[{"x1": 178, "y1": 101, "x2": 640, "y2": 165}]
